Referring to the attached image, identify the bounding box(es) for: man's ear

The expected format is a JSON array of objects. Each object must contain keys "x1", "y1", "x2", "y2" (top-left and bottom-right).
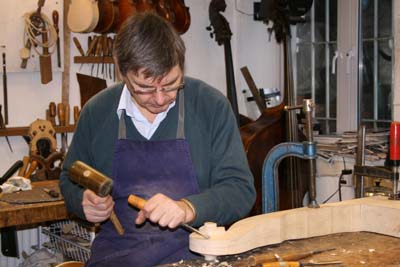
[{"x1": 113, "y1": 56, "x2": 122, "y2": 81}]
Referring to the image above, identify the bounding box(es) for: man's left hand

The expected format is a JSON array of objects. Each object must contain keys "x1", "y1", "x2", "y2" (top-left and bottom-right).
[{"x1": 135, "y1": 193, "x2": 194, "y2": 228}]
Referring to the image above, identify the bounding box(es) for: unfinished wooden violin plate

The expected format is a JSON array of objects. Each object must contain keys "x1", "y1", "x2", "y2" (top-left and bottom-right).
[{"x1": 189, "y1": 197, "x2": 400, "y2": 257}]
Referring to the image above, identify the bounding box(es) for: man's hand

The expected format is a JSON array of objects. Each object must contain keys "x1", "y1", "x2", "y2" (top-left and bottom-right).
[
  {"x1": 136, "y1": 193, "x2": 195, "y2": 228},
  {"x1": 82, "y1": 189, "x2": 114, "y2": 223}
]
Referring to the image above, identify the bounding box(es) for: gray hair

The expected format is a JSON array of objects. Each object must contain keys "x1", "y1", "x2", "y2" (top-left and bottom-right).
[{"x1": 114, "y1": 12, "x2": 186, "y2": 79}]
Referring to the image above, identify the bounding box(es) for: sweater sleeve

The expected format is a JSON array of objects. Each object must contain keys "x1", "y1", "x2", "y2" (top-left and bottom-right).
[{"x1": 185, "y1": 94, "x2": 256, "y2": 227}]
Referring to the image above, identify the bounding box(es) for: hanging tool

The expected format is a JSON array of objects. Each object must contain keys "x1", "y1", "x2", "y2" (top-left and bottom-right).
[
  {"x1": 52, "y1": 10, "x2": 61, "y2": 68},
  {"x1": 57, "y1": 103, "x2": 68, "y2": 152},
  {"x1": 73, "y1": 37, "x2": 85, "y2": 56},
  {"x1": 69, "y1": 160, "x2": 125, "y2": 235},
  {"x1": 48, "y1": 102, "x2": 57, "y2": 125},
  {"x1": 2, "y1": 48, "x2": 8, "y2": 125},
  {"x1": 261, "y1": 261, "x2": 342, "y2": 267},
  {"x1": 0, "y1": 105, "x2": 12, "y2": 152},
  {"x1": 73, "y1": 106, "x2": 80, "y2": 125},
  {"x1": 247, "y1": 248, "x2": 336, "y2": 266},
  {"x1": 128, "y1": 194, "x2": 210, "y2": 239},
  {"x1": 23, "y1": 160, "x2": 38, "y2": 179}
]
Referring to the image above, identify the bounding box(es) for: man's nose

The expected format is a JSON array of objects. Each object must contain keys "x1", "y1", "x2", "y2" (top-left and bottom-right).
[{"x1": 153, "y1": 90, "x2": 167, "y2": 105}]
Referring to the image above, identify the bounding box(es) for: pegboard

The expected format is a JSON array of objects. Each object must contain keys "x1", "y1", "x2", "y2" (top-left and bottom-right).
[{"x1": 0, "y1": 0, "x2": 63, "y2": 73}]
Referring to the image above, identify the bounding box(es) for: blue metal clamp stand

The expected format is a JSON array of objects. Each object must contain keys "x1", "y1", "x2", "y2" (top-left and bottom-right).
[{"x1": 261, "y1": 99, "x2": 319, "y2": 213}]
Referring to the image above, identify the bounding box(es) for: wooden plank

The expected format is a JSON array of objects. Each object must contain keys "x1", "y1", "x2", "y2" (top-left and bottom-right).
[
  {"x1": 189, "y1": 197, "x2": 400, "y2": 257},
  {"x1": 62, "y1": 0, "x2": 71, "y2": 105},
  {"x1": 74, "y1": 56, "x2": 114, "y2": 64},
  {"x1": 0, "y1": 125, "x2": 75, "y2": 137}
]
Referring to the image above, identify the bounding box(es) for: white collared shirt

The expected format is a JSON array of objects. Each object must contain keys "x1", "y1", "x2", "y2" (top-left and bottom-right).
[{"x1": 117, "y1": 85, "x2": 175, "y2": 139}]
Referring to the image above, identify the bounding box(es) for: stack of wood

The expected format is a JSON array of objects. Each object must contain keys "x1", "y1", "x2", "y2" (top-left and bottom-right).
[{"x1": 315, "y1": 129, "x2": 389, "y2": 162}]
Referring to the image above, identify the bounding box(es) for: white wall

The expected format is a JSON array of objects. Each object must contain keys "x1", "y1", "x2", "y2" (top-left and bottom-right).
[{"x1": 0, "y1": 0, "x2": 282, "y2": 175}]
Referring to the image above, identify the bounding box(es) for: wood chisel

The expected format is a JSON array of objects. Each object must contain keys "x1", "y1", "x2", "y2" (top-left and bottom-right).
[
  {"x1": 2, "y1": 49, "x2": 8, "y2": 125},
  {"x1": 248, "y1": 248, "x2": 336, "y2": 266},
  {"x1": 261, "y1": 261, "x2": 342, "y2": 267},
  {"x1": 42, "y1": 187, "x2": 60, "y2": 198},
  {"x1": 52, "y1": 10, "x2": 61, "y2": 68},
  {"x1": 128, "y1": 194, "x2": 210, "y2": 239}
]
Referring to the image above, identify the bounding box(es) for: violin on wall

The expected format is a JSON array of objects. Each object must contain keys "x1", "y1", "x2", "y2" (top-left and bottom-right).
[{"x1": 67, "y1": 0, "x2": 191, "y2": 34}]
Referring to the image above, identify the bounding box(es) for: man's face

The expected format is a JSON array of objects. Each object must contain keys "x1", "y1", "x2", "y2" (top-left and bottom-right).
[{"x1": 124, "y1": 65, "x2": 183, "y2": 119}]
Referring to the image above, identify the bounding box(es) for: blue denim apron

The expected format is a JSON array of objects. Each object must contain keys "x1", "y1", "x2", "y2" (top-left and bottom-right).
[{"x1": 87, "y1": 91, "x2": 200, "y2": 267}]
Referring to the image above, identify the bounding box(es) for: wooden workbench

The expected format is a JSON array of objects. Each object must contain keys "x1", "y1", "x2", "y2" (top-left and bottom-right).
[
  {"x1": 0, "y1": 180, "x2": 69, "y2": 228},
  {"x1": 160, "y1": 231, "x2": 400, "y2": 267}
]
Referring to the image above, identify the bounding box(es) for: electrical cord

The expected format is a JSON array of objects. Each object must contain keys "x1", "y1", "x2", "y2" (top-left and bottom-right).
[
  {"x1": 23, "y1": 11, "x2": 58, "y2": 57},
  {"x1": 322, "y1": 157, "x2": 353, "y2": 204}
]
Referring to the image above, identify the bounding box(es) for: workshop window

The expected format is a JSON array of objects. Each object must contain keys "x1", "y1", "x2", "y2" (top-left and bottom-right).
[{"x1": 291, "y1": 0, "x2": 393, "y2": 134}]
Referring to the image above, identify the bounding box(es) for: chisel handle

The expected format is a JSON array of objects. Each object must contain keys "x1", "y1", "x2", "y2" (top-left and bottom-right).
[
  {"x1": 128, "y1": 194, "x2": 147, "y2": 210},
  {"x1": 128, "y1": 194, "x2": 210, "y2": 239},
  {"x1": 262, "y1": 262, "x2": 301, "y2": 267}
]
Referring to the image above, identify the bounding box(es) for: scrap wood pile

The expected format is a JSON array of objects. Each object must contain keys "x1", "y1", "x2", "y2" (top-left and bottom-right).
[{"x1": 314, "y1": 129, "x2": 389, "y2": 162}]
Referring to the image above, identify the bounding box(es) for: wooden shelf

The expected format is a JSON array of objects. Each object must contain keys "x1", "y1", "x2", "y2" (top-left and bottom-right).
[
  {"x1": 74, "y1": 56, "x2": 114, "y2": 64},
  {"x1": 0, "y1": 125, "x2": 75, "y2": 137}
]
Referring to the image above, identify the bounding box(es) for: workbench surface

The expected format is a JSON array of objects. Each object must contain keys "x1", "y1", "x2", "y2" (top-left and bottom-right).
[
  {"x1": 160, "y1": 232, "x2": 400, "y2": 267},
  {"x1": 0, "y1": 180, "x2": 68, "y2": 228}
]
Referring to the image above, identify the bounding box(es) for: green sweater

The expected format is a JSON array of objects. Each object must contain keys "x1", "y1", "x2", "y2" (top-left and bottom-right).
[{"x1": 59, "y1": 77, "x2": 256, "y2": 226}]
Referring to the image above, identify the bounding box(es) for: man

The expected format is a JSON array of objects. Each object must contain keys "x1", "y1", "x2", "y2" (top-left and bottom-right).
[{"x1": 59, "y1": 12, "x2": 255, "y2": 266}]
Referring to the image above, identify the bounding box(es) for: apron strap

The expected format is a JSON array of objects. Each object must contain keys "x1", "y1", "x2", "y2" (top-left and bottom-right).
[
  {"x1": 118, "y1": 90, "x2": 185, "y2": 139},
  {"x1": 176, "y1": 90, "x2": 185, "y2": 139},
  {"x1": 119, "y1": 110, "x2": 127, "y2": 139}
]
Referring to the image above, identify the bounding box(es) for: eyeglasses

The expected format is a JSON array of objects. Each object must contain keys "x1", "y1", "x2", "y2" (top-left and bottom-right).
[{"x1": 125, "y1": 76, "x2": 185, "y2": 95}]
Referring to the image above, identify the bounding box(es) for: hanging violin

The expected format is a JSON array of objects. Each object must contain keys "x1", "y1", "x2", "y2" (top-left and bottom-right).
[{"x1": 168, "y1": 0, "x2": 191, "y2": 34}]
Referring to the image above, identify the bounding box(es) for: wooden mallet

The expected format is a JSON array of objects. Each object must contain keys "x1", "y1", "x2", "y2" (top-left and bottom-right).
[{"x1": 69, "y1": 161, "x2": 125, "y2": 235}]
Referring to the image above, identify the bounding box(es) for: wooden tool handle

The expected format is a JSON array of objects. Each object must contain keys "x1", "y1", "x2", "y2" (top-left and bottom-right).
[
  {"x1": 262, "y1": 262, "x2": 300, "y2": 267},
  {"x1": 86, "y1": 35, "x2": 99, "y2": 56},
  {"x1": 65, "y1": 104, "x2": 70, "y2": 126},
  {"x1": 110, "y1": 210, "x2": 125, "y2": 235},
  {"x1": 73, "y1": 106, "x2": 80, "y2": 124},
  {"x1": 52, "y1": 10, "x2": 59, "y2": 32},
  {"x1": 49, "y1": 102, "x2": 56, "y2": 116},
  {"x1": 68, "y1": 160, "x2": 125, "y2": 235},
  {"x1": 40, "y1": 23, "x2": 52, "y2": 84},
  {"x1": 49, "y1": 102, "x2": 56, "y2": 125},
  {"x1": 73, "y1": 37, "x2": 85, "y2": 56},
  {"x1": 57, "y1": 103, "x2": 65, "y2": 126},
  {"x1": 128, "y1": 194, "x2": 147, "y2": 210},
  {"x1": 18, "y1": 156, "x2": 30, "y2": 177},
  {"x1": 24, "y1": 160, "x2": 38, "y2": 179}
]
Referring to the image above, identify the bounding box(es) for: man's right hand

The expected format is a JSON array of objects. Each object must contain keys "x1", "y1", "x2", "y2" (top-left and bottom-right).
[{"x1": 82, "y1": 189, "x2": 114, "y2": 223}]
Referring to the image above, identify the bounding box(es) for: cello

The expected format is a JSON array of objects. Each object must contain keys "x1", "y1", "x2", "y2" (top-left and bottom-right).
[
  {"x1": 207, "y1": 0, "x2": 252, "y2": 127},
  {"x1": 236, "y1": 0, "x2": 310, "y2": 214}
]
